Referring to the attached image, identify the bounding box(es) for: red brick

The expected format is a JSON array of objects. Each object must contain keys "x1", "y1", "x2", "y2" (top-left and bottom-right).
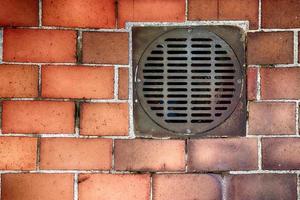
[
  {"x1": 0, "y1": 0, "x2": 38, "y2": 26},
  {"x1": 225, "y1": 174, "x2": 297, "y2": 200},
  {"x1": 247, "y1": 32, "x2": 294, "y2": 64},
  {"x1": 188, "y1": 138, "x2": 258, "y2": 172},
  {"x1": 2, "y1": 101, "x2": 75, "y2": 134},
  {"x1": 118, "y1": 67, "x2": 129, "y2": 100},
  {"x1": 78, "y1": 174, "x2": 150, "y2": 200},
  {"x1": 261, "y1": 68, "x2": 300, "y2": 99},
  {"x1": 40, "y1": 138, "x2": 112, "y2": 170},
  {"x1": 0, "y1": 137, "x2": 37, "y2": 170},
  {"x1": 188, "y1": 0, "x2": 258, "y2": 29},
  {"x1": 249, "y1": 102, "x2": 296, "y2": 135},
  {"x1": 118, "y1": 0, "x2": 185, "y2": 28},
  {"x1": 153, "y1": 174, "x2": 222, "y2": 200},
  {"x1": 262, "y1": 138, "x2": 300, "y2": 170},
  {"x1": 42, "y1": 65, "x2": 114, "y2": 99},
  {"x1": 43, "y1": 0, "x2": 115, "y2": 28},
  {"x1": 188, "y1": 0, "x2": 218, "y2": 20},
  {"x1": 80, "y1": 103, "x2": 128, "y2": 136},
  {"x1": 1, "y1": 173, "x2": 73, "y2": 200},
  {"x1": 219, "y1": 0, "x2": 259, "y2": 29},
  {"x1": 3, "y1": 29, "x2": 76, "y2": 63},
  {"x1": 247, "y1": 67, "x2": 258, "y2": 100},
  {"x1": 82, "y1": 32, "x2": 128, "y2": 64},
  {"x1": 114, "y1": 139, "x2": 185, "y2": 171},
  {"x1": 262, "y1": 0, "x2": 300, "y2": 28},
  {"x1": 0, "y1": 64, "x2": 38, "y2": 98}
]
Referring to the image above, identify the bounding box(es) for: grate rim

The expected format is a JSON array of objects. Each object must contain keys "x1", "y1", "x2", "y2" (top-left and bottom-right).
[{"x1": 135, "y1": 27, "x2": 243, "y2": 135}]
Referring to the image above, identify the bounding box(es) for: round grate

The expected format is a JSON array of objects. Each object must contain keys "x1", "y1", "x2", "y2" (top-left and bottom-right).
[{"x1": 136, "y1": 28, "x2": 243, "y2": 134}]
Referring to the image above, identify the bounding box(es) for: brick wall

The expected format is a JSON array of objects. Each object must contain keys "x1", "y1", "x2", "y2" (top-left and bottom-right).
[{"x1": 0, "y1": 0, "x2": 299, "y2": 200}]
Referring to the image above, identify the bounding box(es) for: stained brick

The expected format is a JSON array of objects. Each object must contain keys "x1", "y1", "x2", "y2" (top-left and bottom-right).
[
  {"x1": 3, "y1": 29, "x2": 76, "y2": 63},
  {"x1": 43, "y1": 0, "x2": 115, "y2": 28},
  {"x1": 188, "y1": 138, "x2": 258, "y2": 172},
  {"x1": 42, "y1": 65, "x2": 114, "y2": 99},
  {"x1": 80, "y1": 103, "x2": 129, "y2": 136},
  {"x1": 0, "y1": 137, "x2": 37, "y2": 170},
  {"x1": 262, "y1": 0, "x2": 300, "y2": 28},
  {"x1": 188, "y1": 0, "x2": 258, "y2": 29},
  {"x1": 262, "y1": 138, "x2": 300, "y2": 170},
  {"x1": 225, "y1": 174, "x2": 297, "y2": 200},
  {"x1": 114, "y1": 139, "x2": 185, "y2": 171},
  {"x1": 1, "y1": 173, "x2": 73, "y2": 200},
  {"x1": 82, "y1": 32, "x2": 128, "y2": 64},
  {"x1": 2, "y1": 101, "x2": 75, "y2": 134},
  {"x1": 40, "y1": 138, "x2": 112, "y2": 170},
  {"x1": 118, "y1": 0, "x2": 185, "y2": 28},
  {"x1": 0, "y1": 0, "x2": 38, "y2": 26},
  {"x1": 261, "y1": 68, "x2": 300, "y2": 99},
  {"x1": 78, "y1": 174, "x2": 150, "y2": 200},
  {"x1": 247, "y1": 32, "x2": 294, "y2": 64},
  {"x1": 249, "y1": 102, "x2": 296, "y2": 135},
  {"x1": 247, "y1": 67, "x2": 258, "y2": 100},
  {"x1": 153, "y1": 174, "x2": 222, "y2": 200},
  {"x1": 0, "y1": 64, "x2": 38, "y2": 98},
  {"x1": 118, "y1": 67, "x2": 129, "y2": 100}
]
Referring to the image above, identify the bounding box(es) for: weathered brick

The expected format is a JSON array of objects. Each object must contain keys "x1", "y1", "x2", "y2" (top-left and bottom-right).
[
  {"x1": 153, "y1": 174, "x2": 222, "y2": 200},
  {"x1": 188, "y1": 138, "x2": 258, "y2": 172},
  {"x1": 247, "y1": 32, "x2": 294, "y2": 64},
  {"x1": 0, "y1": 64, "x2": 38, "y2": 98},
  {"x1": 118, "y1": 67, "x2": 129, "y2": 100},
  {"x1": 248, "y1": 102, "x2": 296, "y2": 135},
  {"x1": 188, "y1": 0, "x2": 258, "y2": 29},
  {"x1": 118, "y1": 0, "x2": 185, "y2": 28},
  {"x1": 3, "y1": 29, "x2": 76, "y2": 63},
  {"x1": 188, "y1": 0, "x2": 218, "y2": 20},
  {"x1": 82, "y1": 32, "x2": 128, "y2": 64},
  {"x1": 262, "y1": 138, "x2": 300, "y2": 170},
  {"x1": 114, "y1": 139, "x2": 185, "y2": 171},
  {"x1": 225, "y1": 174, "x2": 297, "y2": 200},
  {"x1": 80, "y1": 103, "x2": 129, "y2": 136},
  {"x1": 2, "y1": 101, "x2": 75, "y2": 134},
  {"x1": 1, "y1": 173, "x2": 73, "y2": 200},
  {"x1": 262, "y1": 0, "x2": 300, "y2": 28},
  {"x1": 42, "y1": 65, "x2": 114, "y2": 99},
  {"x1": 249, "y1": 102, "x2": 296, "y2": 135},
  {"x1": 43, "y1": 0, "x2": 115, "y2": 28},
  {"x1": 0, "y1": 0, "x2": 38, "y2": 26},
  {"x1": 247, "y1": 67, "x2": 258, "y2": 100},
  {"x1": 219, "y1": 0, "x2": 258, "y2": 29},
  {"x1": 40, "y1": 138, "x2": 112, "y2": 170},
  {"x1": 0, "y1": 137, "x2": 37, "y2": 170},
  {"x1": 78, "y1": 174, "x2": 150, "y2": 200},
  {"x1": 261, "y1": 68, "x2": 300, "y2": 99}
]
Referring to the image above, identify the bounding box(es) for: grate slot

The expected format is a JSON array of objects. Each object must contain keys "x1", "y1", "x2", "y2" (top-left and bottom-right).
[{"x1": 191, "y1": 38, "x2": 213, "y2": 42}]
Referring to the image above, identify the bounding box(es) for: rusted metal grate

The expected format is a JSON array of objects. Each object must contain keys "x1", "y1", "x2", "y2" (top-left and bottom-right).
[{"x1": 135, "y1": 28, "x2": 243, "y2": 134}]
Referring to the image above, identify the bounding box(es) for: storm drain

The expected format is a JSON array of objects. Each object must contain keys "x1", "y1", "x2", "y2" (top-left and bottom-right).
[{"x1": 133, "y1": 26, "x2": 246, "y2": 138}]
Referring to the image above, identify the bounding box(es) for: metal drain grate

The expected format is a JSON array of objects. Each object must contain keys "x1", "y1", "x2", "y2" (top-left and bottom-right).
[{"x1": 135, "y1": 28, "x2": 243, "y2": 134}]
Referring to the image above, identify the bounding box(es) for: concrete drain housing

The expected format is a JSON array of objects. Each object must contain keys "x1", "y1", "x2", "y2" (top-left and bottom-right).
[{"x1": 133, "y1": 26, "x2": 246, "y2": 138}]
